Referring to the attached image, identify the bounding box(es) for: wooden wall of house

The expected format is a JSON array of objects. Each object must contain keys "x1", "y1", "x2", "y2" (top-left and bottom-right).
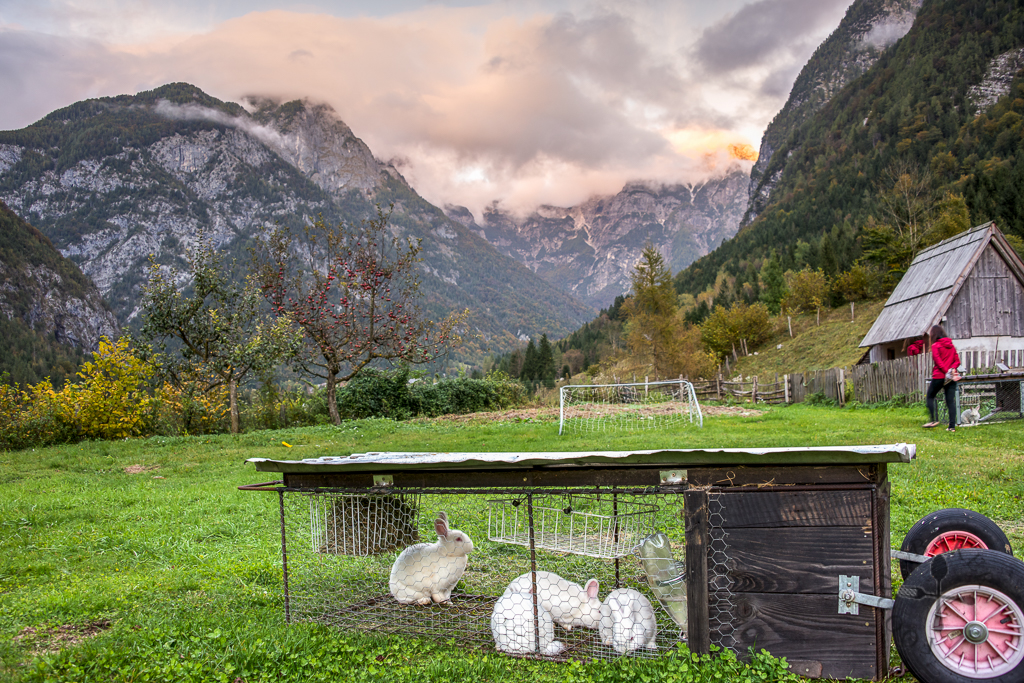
[{"x1": 947, "y1": 245, "x2": 1024, "y2": 339}]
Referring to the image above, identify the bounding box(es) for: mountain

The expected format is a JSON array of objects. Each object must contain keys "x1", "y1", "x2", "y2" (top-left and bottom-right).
[
  {"x1": 0, "y1": 201, "x2": 119, "y2": 386},
  {"x1": 0, "y1": 84, "x2": 595, "y2": 361},
  {"x1": 449, "y1": 167, "x2": 749, "y2": 309},
  {"x1": 676, "y1": 0, "x2": 1024, "y2": 298},
  {"x1": 745, "y1": 0, "x2": 923, "y2": 226}
]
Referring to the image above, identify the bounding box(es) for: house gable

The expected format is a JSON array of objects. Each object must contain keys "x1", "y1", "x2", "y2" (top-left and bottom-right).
[{"x1": 947, "y1": 243, "x2": 1024, "y2": 338}]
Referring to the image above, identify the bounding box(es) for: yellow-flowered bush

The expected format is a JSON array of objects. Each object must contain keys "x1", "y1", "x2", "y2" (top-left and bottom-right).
[
  {"x1": 72, "y1": 337, "x2": 155, "y2": 439},
  {"x1": 0, "y1": 337, "x2": 154, "y2": 449}
]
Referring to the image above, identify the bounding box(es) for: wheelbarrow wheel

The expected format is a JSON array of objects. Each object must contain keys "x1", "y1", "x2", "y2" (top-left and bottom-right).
[
  {"x1": 899, "y1": 508, "x2": 1012, "y2": 579},
  {"x1": 893, "y1": 549, "x2": 1024, "y2": 682}
]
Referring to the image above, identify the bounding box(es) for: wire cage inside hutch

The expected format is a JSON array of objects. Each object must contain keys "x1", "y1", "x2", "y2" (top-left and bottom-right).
[{"x1": 275, "y1": 484, "x2": 685, "y2": 660}]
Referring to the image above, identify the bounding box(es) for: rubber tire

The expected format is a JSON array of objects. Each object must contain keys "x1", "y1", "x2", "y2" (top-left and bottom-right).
[
  {"x1": 893, "y1": 549, "x2": 1024, "y2": 683},
  {"x1": 899, "y1": 508, "x2": 1012, "y2": 580}
]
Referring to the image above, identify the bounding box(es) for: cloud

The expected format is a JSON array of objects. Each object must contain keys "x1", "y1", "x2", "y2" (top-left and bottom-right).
[
  {"x1": 859, "y1": 16, "x2": 915, "y2": 50},
  {"x1": 0, "y1": 2, "x2": 850, "y2": 217},
  {"x1": 151, "y1": 100, "x2": 290, "y2": 150},
  {"x1": 693, "y1": 0, "x2": 848, "y2": 74}
]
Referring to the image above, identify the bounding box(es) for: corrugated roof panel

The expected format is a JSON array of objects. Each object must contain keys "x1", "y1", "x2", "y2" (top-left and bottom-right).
[{"x1": 246, "y1": 444, "x2": 917, "y2": 472}]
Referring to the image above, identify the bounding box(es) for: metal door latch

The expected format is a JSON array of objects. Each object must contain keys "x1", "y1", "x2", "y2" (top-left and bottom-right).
[
  {"x1": 373, "y1": 475, "x2": 394, "y2": 487},
  {"x1": 838, "y1": 575, "x2": 895, "y2": 614}
]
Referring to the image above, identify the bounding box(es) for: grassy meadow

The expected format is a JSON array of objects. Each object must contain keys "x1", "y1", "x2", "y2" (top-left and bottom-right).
[{"x1": 1, "y1": 402, "x2": 1022, "y2": 682}]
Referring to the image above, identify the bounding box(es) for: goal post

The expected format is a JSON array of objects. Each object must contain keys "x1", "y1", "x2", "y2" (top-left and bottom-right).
[{"x1": 558, "y1": 379, "x2": 703, "y2": 435}]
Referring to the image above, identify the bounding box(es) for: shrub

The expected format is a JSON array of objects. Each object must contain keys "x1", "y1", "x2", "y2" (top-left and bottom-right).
[
  {"x1": 154, "y1": 373, "x2": 230, "y2": 436},
  {"x1": 335, "y1": 368, "x2": 529, "y2": 420},
  {"x1": 0, "y1": 338, "x2": 154, "y2": 449},
  {"x1": 73, "y1": 337, "x2": 155, "y2": 439},
  {"x1": 337, "y1": 367, "x2": 417, "y2": 420}
]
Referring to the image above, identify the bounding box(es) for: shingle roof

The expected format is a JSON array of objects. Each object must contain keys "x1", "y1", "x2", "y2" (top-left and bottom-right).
[{"x1": 859, "y1": 222, "x2": 1019, "y2": 347}]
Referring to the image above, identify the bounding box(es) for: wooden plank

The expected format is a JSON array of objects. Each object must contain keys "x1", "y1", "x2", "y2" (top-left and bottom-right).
[
  {"x1": 725, "y1": 592, "x2": 878, "y2": 680},
  {"x1": 285, "y1": 467, "x2": 664, "y2": 489},
  {"x1": 685, "y1": 489, "x2": 710, "y2": 655},
  {"x1": 715, "y1": 490, "x2": 872, "y2": 528},
  {"x1": 875, "y1": 477, "x2": 892, "y2": 677},
  {"x1": 723, "y1": 527, "x2": 875, "y2": 593},
  {"x1": 688, "y1": 465, "x2": 881, "y2": 487}
]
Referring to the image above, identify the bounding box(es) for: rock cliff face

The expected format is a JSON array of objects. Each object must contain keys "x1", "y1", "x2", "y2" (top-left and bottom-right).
[
  {"x1": 0, "y1": 84, "x2": 594, "y2": 358},
  {"x1": 968, "y1": 47, "x2": 1024, "y2": 110},
  {"x1": 453, "y1": 168, "x2": 748, "y2": 309},
  {"x1": 0, "y1": 201, "x2": 119, "y2": 355},
  {"x1": 744, "y1": 0, "x2": 922, "y2": 225}
]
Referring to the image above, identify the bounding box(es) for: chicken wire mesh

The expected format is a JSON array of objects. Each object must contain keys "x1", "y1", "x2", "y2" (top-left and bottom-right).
[
  {"x1": 275, "y1": 488, "x2": 687, "y2": 660},
  {"x1": 706, "y1": 491, "x2": 736, "y2": 652}
]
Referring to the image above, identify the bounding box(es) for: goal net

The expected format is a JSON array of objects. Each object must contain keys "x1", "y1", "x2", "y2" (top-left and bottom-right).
[{"x1": 559, "y1": 379, "x2": 703, "y2": 435}]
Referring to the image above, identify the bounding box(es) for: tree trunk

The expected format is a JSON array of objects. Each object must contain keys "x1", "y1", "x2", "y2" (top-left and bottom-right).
[
  {"x1": 229, "y1": 379, "x2": 240, "y2": 434},
  {"x1": 326, "y1": 371, "x2": 341, "y2": 425}
]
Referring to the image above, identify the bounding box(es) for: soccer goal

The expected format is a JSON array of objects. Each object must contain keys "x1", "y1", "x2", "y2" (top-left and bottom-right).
[{"x1": 558, "y1": 379, "x2": 703, "y2": 435}]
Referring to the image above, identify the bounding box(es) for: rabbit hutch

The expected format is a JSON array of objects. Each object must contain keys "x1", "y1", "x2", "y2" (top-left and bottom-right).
[{"x1": 243, "y1": 444, "x2": 915, "y2": 680}]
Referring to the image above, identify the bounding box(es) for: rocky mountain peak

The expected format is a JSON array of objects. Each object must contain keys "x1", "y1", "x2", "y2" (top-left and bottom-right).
[
  {"x1": 455, "y1": 166, "x2": 749, "y2": 309},
  {"x1": 244, "y1": 97, "x2": 385, "y2": 196}
]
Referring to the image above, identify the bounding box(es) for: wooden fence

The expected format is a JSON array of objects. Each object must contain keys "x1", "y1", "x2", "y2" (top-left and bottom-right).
[
  {"x1": 849, "y1": 354, "x2": 930, "y2": 404},
  {"x1": 691, "y1": 375, "x2": 798, "y2": 405},
  {"x1": 686, "y1": 348, "x2": 1024, "y2": 407}
]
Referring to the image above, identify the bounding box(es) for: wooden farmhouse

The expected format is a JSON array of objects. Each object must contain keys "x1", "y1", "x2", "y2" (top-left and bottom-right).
[{"x1": 860, "y1": 222, "x2": 1024, "y2": 367}]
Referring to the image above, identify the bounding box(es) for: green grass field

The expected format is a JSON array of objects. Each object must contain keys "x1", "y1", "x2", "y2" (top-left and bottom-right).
[{"x1": 1, "y1": 403, "x2": 1021, "y2": 682}]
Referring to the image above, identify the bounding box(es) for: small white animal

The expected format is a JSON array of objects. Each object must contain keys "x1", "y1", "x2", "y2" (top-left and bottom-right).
[
  {"x1": 961, "y1": 407, "x2": 981, "y2": 425},
  {"x1": 502, "y1": 571, "x2": 601, "y2": 630},
  {"x1": 491, "y1": 591, "x2": 566, "y2": 656},
  {"x1": 599, "y1": 588, "x2": 658, "y2": 654},
  {"x1": 389, "y1": 511, "x2": 474, "y2": 605}
]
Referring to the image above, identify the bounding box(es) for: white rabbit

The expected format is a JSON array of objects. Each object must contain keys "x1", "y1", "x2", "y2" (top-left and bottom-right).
[
  {"x1": 389, "y1": 511, "x2": 474, "y2": 605},
  {"x1": 491, "y1": 591, "x2": 566, "y2": 656},
  {"x1": 961, "y1": 407, "x2": 981, "y2": 424},
  {"x1": 599, "y1": 588, "x2": 658, "y2": 654},
  {"x1": 502, "y1": 571, "x2": 601, "y2": 630}
]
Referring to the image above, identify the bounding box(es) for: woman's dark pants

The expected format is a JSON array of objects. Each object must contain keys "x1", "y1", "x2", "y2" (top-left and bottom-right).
[{"x1": 926, "y1": 378, "x2": 957, "y2": 428}]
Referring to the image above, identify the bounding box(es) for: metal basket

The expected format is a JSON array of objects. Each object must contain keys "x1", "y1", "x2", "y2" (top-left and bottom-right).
[{"x1": 487, "y1": 493, "x2": 657, "y2": 559}]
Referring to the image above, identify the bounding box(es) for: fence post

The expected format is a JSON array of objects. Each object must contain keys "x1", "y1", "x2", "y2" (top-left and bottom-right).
[
  {"x1": 752, "y1": 376, "x2": 758, "y2": 404},
  {"x1": 788, "y1": 315, "x2": 793, "y2": 338},
  {"x1": 784, "y1": 374, "x2": 790, "y2": 403},
  {"x1": 645, "y1": 376, "x2": 649, "y2": 400},
  {"x1": 716, "y1": 374, "x2": 722, "y2": 401},
  {"x1": 838, "y1": 368, "x2": 845, "y2": 407}
]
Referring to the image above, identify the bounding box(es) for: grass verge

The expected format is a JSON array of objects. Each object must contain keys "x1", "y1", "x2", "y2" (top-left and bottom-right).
[{"x1": 1, "y1": 403, "x2": 1021, "y2": 682}]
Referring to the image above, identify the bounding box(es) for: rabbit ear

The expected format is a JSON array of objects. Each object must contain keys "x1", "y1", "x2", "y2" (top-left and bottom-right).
[
  {"x1": 585, "y1": 579, "x2": 599, "y2": 599},
  {"x1": 435, "y1": 513, "x2": 449, "y2": 537}
]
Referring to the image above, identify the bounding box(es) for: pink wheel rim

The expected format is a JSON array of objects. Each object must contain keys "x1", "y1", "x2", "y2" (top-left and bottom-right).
[
  {"x1": 926, "y1": 584, "x2": 1024, "y2": 678},
  {"x1": 925, "y1": 530, "x2": 988, "y2": 556}
]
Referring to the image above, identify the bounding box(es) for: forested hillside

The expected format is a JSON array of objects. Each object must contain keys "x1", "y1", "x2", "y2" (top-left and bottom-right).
[
  {"x1": 676, "y1": 0, "x2": 1024, "y2": 301},
  {"x1": 0, "y1": 201, "x2": 119, "y2": 386}
]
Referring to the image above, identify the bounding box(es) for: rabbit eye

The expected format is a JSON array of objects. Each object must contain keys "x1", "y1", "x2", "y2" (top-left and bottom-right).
[{"x1": 455, "y1": 536, "x2": 462, "y2": 541}]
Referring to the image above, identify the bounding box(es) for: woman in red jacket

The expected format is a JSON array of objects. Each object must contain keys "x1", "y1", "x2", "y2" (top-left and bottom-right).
[{"x1": 923, "y1": 324, "x2": 961, "y2": 431}]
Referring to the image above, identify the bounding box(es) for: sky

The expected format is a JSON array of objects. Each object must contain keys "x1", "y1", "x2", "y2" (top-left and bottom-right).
[{"x1": 0, "y1": 0, "x2": 853, "y2": 216}]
